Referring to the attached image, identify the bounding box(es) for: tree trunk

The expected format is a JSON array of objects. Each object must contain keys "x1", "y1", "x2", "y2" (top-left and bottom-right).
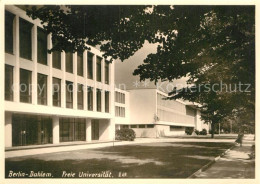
[{"x1": 211, "y1": 122, "x2": 215, "y2": 138}]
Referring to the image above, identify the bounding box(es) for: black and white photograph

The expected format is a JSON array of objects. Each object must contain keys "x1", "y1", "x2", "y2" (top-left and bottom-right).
[{"x1": 0, "y1": 1, "x2": 258, "y2": 183}]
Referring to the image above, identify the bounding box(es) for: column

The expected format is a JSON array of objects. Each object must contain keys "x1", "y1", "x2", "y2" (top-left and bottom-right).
[
  {"x1": 32, "y1": 25, "x2": 37, "y2": 105},
  {"x1": 73, "y1": 52, "x2": 77, "y2": 109},
  {"x1": 101, "y1": 90, "x2": 105, "y2": 113},
  {"x1": 52, "y1": 116, "x2": 59, "y2": 144},
  {"x1": 5, "y1": 112, "x2": 12, "y2": 147},
  {"x1": 86, "y1": 119, "x2": 92, "y2": 141},
  {"x1": 14, "y1": 15, "x2": 20, "y2": 102},
  {"x1": 108, "y1": 118, "x2": 115, "y2": 141},
  {"x1": 47, "y1": 34, "x2": 53, "y2": 106},
  {"x1": 83, "y1": 51, "x2": 87, "y2": 111},
  {"x1": 61, "y1": 52, "x2": 66, "y2": 108}
]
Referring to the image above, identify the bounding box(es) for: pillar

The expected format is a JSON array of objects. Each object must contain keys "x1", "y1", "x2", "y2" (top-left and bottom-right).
[
  {"x1": 52, "y1": 116, "x2": 59, "y2": 144},
  {"x1": 108, "y1": 118, "x2": 115, "y2": 140},
  {"x1": 86, "y1": 119, "x2": 92, "y2": 141},
  {"x1": 5, "y1": 112, "x2": 12, "y2": 147}
]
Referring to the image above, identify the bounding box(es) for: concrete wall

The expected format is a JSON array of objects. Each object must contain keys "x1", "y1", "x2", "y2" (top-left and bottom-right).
[
  {"x1": 128, "y1": 89, "x2": 157, "y2": 124},
  {"x1": 132, "y1": 128, "x2": 157, "y2": 138}
]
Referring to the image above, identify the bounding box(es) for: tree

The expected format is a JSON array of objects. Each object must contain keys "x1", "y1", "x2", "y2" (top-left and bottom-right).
[{"x1": 25, "y1": 5, "x2": 255, "y2": 137}]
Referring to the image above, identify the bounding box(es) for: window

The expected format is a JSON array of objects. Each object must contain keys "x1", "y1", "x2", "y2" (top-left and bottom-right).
[
  {"x1": 37, "y1": 27, "x2": 47, "y2": 65},
  {"x1": 122, "y1": 125, "x2": 129, "y2": 129},
  {"x1": 96, "y1": 89, "x2": 102, "y2": 112},
  {"x1": 115, "y1": 91, "x2": 125, "y2": 104},
  {"x1": 5, "y1": 11, "x2": 15, "y2": 54},
  {"x1": 66, "y1": 81, "x2": 73, "y2": 108},
  {"x1": 105, "y1": 61, "x2": 109, "y2": 84},
  {"x1": 130, "y1": 125, "x2": 137, "y2": 128},
  {"x1": 96, "y1": 56, "x2": 102, "y2": 82},
  {"x1": 87, "y1": 87, "x2": 93, "y2": 111},
  {"x1": 115, "y1": 106, "x2": 125, "y2": 117},
  {"x1": 53, "y1": 77, "x2": 61, "y2": 107},
  {"x1": 66, "y1": 52, "x2": 73, "y2": 73},
  {"x1": 5, "y1": 64, "x2": 13, "y2": 101},
  {"x1": 20, "y1": 69, "x2": 32, "y2": 103},
  {"x1": 147, "y1": 124, "x2": 155, "y2": 128},
  {"x1": 139, "y1": 125, "x2": 145, "y2": 128},
  {"x1": 19, "y1": 18, "x2": 33, "y2": 60},
  {"x1": 105, "y1": 91, "x2": 109, "y2": 113},
  {"x1": 77, "y1": 52, "x2": 83, "y2": 76},
  {"x1": 87, "y1": 52, "x2": 93, "y2": 79},
  {"x1": 37, "y1": 73, "x2": 47, "y2": 105},
  {"x1": 52, "y1": 51, "x2": 61, "y2": 69},
  {"x1": 77, "y1": 84, "x2": 84, "y2": 110}
]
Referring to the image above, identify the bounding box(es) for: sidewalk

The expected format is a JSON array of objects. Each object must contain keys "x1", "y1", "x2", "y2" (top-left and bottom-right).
[{"x1": 193, "y1": 134, "x2": 255, "y2": 178}]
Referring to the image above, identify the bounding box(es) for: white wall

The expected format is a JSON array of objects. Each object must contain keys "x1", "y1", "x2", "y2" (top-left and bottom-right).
[
  {"x1": 128, "y1": 89, "x2": 157, "y2": 124},
  {"x1": 131, "y1": 128, "x2": 157, "y2": 138}
]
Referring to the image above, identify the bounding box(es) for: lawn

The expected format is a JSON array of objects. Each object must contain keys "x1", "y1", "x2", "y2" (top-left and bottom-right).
[{"x1": 5, "y1": 141, "x2": 234, "y2": 178}]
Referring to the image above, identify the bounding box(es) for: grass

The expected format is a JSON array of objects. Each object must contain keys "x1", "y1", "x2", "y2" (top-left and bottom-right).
[{"x1": 5, "y1": 141, "x2": 234, "y2": 178}]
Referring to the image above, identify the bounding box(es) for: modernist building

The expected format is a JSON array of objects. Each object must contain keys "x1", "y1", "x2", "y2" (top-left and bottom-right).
[
  {"x1": 4, "y1": 6, "x2": 209, "y2": 149},
  {"x1": 115, "y1": 89, "x2": 209, "y2": 137},
  {"x1": 4, "y1": 6, "x2": 116, "y2": 148}
]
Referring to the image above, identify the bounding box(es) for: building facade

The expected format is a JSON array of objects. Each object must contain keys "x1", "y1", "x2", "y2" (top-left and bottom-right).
[{"x1": 4, "y1": 6, "x2": 116, "y2": 148}]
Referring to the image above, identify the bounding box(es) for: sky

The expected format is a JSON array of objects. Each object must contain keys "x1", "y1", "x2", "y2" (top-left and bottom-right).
[{"x1": 114, "y1": 41, "x2": 189, "y2": 94}]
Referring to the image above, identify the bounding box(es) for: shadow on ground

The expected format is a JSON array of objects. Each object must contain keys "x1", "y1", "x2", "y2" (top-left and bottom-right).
[{"x1": 6, "y1": 142, "x2": 234, "y2": 178}]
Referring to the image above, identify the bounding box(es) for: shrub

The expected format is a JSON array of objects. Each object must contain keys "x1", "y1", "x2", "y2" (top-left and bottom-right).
[
  {"x1": 115, "y1": 128, "x2": 136, "y2": 141},
  {"x1": 209, "y1": 129, "x2": 218, "y2": 134},
  {"x1": 199, "y1": 128, "x2": 207, "y2": 135},
  {"x1": 195, "y1": 129, "x2": 200, "y2": 135},
  {"x1": 185, "y1": 127, "x2": 194, "y2": 135}
]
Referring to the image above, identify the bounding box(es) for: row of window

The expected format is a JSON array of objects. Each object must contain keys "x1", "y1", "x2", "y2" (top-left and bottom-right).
[
  {"x1": 115, "y1": 91, "x2": 125, "y2": 104},
  {"x1": 121, "y1": 124, "x2": 155, "y2": 129},
  {"x1": 115, "y1": 106, "x2": 125, "y2": 117},
  {"x1": 5, "y1": 64, "x2": 110, "y2": 113},
  {"x1": 5, "y1": 11, "x2": 110, "y2": 84}
]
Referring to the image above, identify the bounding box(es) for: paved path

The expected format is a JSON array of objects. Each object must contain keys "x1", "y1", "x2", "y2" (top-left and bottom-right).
[{"x1": 193, "y1": 134, "x2": 255, "y2": 178}]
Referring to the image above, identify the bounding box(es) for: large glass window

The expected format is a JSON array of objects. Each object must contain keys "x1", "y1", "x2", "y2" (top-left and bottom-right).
[
  {"x1": 37, "y1": 73, "x2": 47, "y2": 105},
  {"x1": 87, "y1": 87, "x2": 93, "y2": 111},
  {"x1": 66, "y1": 81, "x2": 73, "y2": 108},
  {"x1": 12, "y1": 114, "x2": 53, "y2": 146},
  {"x1": 87, "y1": 52, "x2": 93, "y2": 79},
  {"x1": 60, "y1": 118, "x2": 86, "y2": 142},
  {"x1": 52, "y1": 51, "x2": 61, "y2": 69},
  {"x1": 77, "y1": 52, "x2": 83, "y2": 76},
  {"x1": 105, "y1": 60, "x2": 109, "y2": 84},
  {"x1": 77, "y1": 84, "x2": 84, "y2": 110},
  {"x1": 105, "y1": 91, "x2": 109, "y2": 113},
  {"x1": 20, "y1": 69, "x2": 32, "y2": 103},
  {"x1": 37, "y1": 27, "x2": 47, "y2": 65},
  {"x1": 115, "y1": 91, "x2": 125, "y2": 104},
  {"x1": 5, "y1": 11, "x2": 15, "y2": 54},
  {"x1": 19, "y1": 18, "x2": 33, "y2": 60},
  {"x1": 53, "y1": 77, "x2": 61, "y2": 107},
  {"x1": 96, "y1": 56, "x2": 102, "y2": 82},
  {"x1": 5, "y1": 64, "x2": 13, "y2": 101},
  {"x1": 96, "y1": 89, "x2": 102, "y2": 112},
  {"x1": 66, "y1": 52, "x2": 73, "y2": 73}
]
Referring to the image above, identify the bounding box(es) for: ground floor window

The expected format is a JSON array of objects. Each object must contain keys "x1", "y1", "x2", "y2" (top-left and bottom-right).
[
  {"x1": 60, "y1": 118, "x2": 86, "y2": 142},
  {"x1": 12, "y1": 114, "x2": 52, "y2": 146}
]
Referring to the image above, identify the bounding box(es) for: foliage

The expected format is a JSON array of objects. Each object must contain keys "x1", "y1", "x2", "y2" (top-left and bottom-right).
[
  {"x1": 194, "y1": 129, "x2": 200, "y2": 135},
  {"x1": 185, "y1": 127, "x2": 194, "y2": 135},
  {"x1": 115, "y1": 128, "x2": 136, "y2": 141},
  {"x1": 25, "y1": 5, "x2": 255, "y2": 138},
  {"x1": 200, "y1": 129, "x2": 207, "y2": 135}
]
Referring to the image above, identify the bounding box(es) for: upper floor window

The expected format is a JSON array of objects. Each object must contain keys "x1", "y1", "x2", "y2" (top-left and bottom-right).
[
  {"x1": 66, "y1": 52, "x2": 73, "y2": 73},
  {"x1": 96, "y1": 89, "x2": 102, "y2": 112},
  {"x1": 37, "y1": 27, "x2": 47, "y2": 65},
  {"x1": 5, "y1": 11, "x2": 15, "y2": 54},
  {"x1": 77, "y1": 52, "x2": 83, "y2": 76},
  {"x1": 77, "y1": 84, "x2": 84, "y2": 110},
  {"x1": 20, "y1": 68, "x2": 32, "y2": 103},
  {"x1": 115, "y1": 91, "x2": 125, "y2": 104},
  {"x1": 37, "y1": 73, "x2": 47, "y2": 105},
  {"x1": 87, "y1": 87, "x2": 93, "y2": 111},
  {"x1": 19, "y1": 18, "x2": 33, "y2": 60},
  {"x1": 87, "y1": 52, "x2": 93, "y2": 79},
  {"x1": 66, "y1": 81, "x2": 73, "y2": 108},
  {"x1": 5, "y1": 64, "x2": 13, "y2": 101},
  {"x1": 105, "y1": 61, "x2": 109, "y2": 84},
  {"x1": 53, "y1": 77, "x2": 61, "y2": 107},
  {"x1": 105, "y1": 91, "x2": 109, "y2": 113},
  {"x1": 52, "y1": 51, "x2": 61, "y2": 69},
  {"x1": 96, "y1": 56, "x2": 102, "y2": 82}
]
